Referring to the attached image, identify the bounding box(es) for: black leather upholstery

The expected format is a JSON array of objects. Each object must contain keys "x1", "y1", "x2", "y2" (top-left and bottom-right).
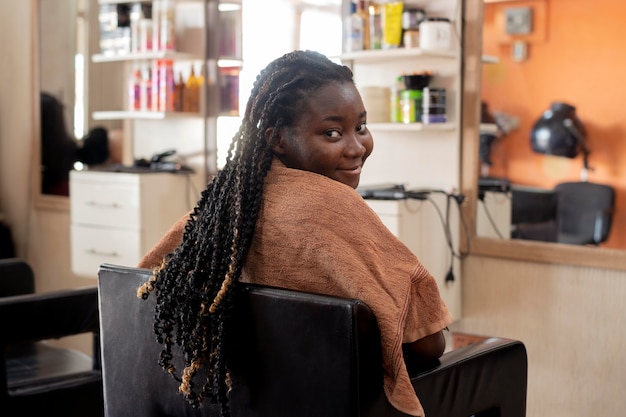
[
  {"x1": 555, "y1": 181, "x2": 615, "y2": 245},
  {"x1": 510, "y1": 186, "x2": 559, "y2": 242},
  {"x1": 0, "y1": 260, "x2": 104, "y2": 417},
  {"x1": 98, "y1": 263, "x2": 527, "y2": 417},
  {"x1": 0, "y1": 258, "x2": 35, "y2": 297}
]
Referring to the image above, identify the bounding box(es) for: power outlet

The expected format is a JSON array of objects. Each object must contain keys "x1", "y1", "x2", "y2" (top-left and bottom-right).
[{"x1": 505, "y1": 7, "x2": 533, "y2": 35}]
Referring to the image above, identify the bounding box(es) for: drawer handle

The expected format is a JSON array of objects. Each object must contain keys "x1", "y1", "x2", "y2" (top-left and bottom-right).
[
  {"x1": 85, "y1": 201, "x2": 122, "y2": 209},
  {"x1": 86, "y1": 249, "x2": 120, "y2": 257}
]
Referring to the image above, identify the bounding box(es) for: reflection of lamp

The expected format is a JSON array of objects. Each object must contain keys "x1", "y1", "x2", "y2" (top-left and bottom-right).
[{"x1": 530, "y1": 102, "x2": 590, "y2": 181}]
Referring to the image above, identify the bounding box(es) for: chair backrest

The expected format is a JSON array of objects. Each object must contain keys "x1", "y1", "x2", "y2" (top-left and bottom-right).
[
  {"x1": 0, "y1": 258, "x2": 35, "y2": 297},
  {"x1": 510, "y1": 185, "x2": 558, "y2": 242},
  {"x1": 554, "y1": 181, "x2": 615, "y2": 245},
  {"x1": 98, "y1": 263, "x2": 389, "y2": 417},
  {"x1": 98, "y1": 263, "x2": 528, "y2": 417}
]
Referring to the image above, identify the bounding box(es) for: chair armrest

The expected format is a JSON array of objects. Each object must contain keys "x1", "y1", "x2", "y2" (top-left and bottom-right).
[
  {"x1": 0, "y1": 286, "x2": 101, "y2": 399},
  {"x1": 0, "y1": 286, "x2": 99, "y2": 344},
  {"x1": 410, "y1": 337, "x2": 527, "y2": 417}
]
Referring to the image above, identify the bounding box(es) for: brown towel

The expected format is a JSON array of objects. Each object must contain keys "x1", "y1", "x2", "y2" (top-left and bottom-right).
[{"x1": 138, "y1": 160, "x2": 452, "y2": 416}]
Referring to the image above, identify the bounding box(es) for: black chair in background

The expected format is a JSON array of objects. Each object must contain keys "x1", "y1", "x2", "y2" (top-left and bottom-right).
[
  {"x1": 0, "y1": 218, "x2": 15, "y2": 259},
  {"x1": 0, "y1": 258, "x2": 35, "y2": 297},
  {"x1": 554, "y1": 181, "x2": 615, "y2": 245},
  {"x1": 98, "y1": 263, "x2": 528, "y2": 417},
  {"x1": 510, "y1": 185, "x2": 559, "y2": 242},
  {"x1": 0, "y1": 258, "x2": 104, "y2": 417}
]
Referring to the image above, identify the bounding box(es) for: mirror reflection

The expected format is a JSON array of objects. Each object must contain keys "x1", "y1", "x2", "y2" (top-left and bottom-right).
[
  {"x1": 39, "y1": 0, "x2": 122, "y2": 197},
  {"x1": 476, "y1": 0, "x2": 625, "y2": 250}
]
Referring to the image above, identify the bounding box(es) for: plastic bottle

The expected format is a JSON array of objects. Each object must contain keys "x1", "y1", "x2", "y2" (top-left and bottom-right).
[
  {"x1": 158, "y1": 59, "x2": 175, "y2": 112},
  {"x1": 344, "y1": 2, "x2": 364, "y2": 53},
  {"x1": 368, "y1": 2, "x2": 383, "y2": 50},
  {"x1": 150, "y1": 61, "x2": 160, "y2": 111},
  {"x1": 382, "y1": 1, "x2": 403, "y2": 49},
  {"x1": 139, "y1": 62, "x2": 151, "y2": 111},
  {"x1": 357, "y1": 0, "x2": 371, "y2": 50},
  {"x1": 184, "y1": 65, "x2": 200, "y2": 113},
  {"x1": 159, "y1": 0, "x2": 176, "y2": 51},
  {"x1": 389, "y1": 76, "x2": 404, "y2": 122},
  {"x1": 174, "y1": 72, "x2": 185, "y2": 112},
  {"x1": 127, "y1": 64, "x2": 141, "y2": 110}
]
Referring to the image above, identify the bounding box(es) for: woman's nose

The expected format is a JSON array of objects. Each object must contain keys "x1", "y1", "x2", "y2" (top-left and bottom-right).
[{"x1": 345, "y1": 134, "x2": 367, "y2": 157}]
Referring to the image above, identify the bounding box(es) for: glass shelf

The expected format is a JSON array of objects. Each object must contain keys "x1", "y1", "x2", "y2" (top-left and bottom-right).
[
  {"x1": 339, "y1": 48, "x2": 458, "y2": 62},
  {"x1": 91, "y1": 50, "x2": 203, "y2": 63}
]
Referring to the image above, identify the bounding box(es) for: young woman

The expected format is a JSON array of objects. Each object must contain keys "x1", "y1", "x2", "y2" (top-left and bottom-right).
[{"x1": 137, "y1": 50, "x2": 452, "y2": 417}]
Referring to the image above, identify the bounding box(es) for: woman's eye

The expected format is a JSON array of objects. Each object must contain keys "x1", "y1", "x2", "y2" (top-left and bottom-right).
[
  {"x1": 326, "y1": 129, "x2": 341, "y2": 139},
  {"x1": 356, "y1": 122, "x2": 367, "y2": 133}
]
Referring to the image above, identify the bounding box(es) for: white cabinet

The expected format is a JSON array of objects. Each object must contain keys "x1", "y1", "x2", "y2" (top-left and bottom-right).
[
  {"x1": 342, "y1": 0, "x2": 464, "y2": 318},
  {"x1": 70, "y1": 170, "x2": 193, "y2": 277}
]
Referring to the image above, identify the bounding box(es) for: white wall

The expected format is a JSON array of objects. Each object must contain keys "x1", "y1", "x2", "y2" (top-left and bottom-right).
[{"x1": 458, "y1": 256, "x2": 626, "y2": 417}]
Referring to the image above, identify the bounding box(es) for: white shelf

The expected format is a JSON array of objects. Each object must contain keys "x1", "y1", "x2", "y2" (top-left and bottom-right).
[
  {"x1": 98, "y1": 0, "x2": 204, "y2": 3},
  {"x1": 92, "y1": 111, "x2": 202, "y2": 121},
  {"x1": 92, "y1": 51, "x2": 203, "y2": 63},
  {"x1": 217, "y1": 58, "x2": 244, "y2": 68},
  {"x1": 339, "y1": 48, "x2": 458, "y2": 63},
  {"x1": 367, "y1": 122, "x2": 456, "y2": 132}
]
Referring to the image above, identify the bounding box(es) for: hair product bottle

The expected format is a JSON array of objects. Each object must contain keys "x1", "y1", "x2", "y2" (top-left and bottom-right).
[{"x1": 344, "y1": 1, "x2": 364, "y2": 52}]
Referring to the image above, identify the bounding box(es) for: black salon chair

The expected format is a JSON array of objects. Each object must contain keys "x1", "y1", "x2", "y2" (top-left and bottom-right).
[
  {"x1": 510, "y1": 185, "x2": 559, "y2": 242},
  {"x1": 554, "y1": 181, "x2": 615, "y2": 245},
  {"x1": 0, "y1": 259, "x2": 104, "y2": 417},
  {"x1": 98, "y1": 263, "x2": 528, "y2": 417},
  {"x1": 0, "y1": 258, "x2": 35, "y2": 297}
]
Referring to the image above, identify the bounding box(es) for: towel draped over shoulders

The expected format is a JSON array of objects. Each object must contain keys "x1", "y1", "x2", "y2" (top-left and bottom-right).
[{"x1": 138, "y1": 160, "x2": 452, "y2": 416}]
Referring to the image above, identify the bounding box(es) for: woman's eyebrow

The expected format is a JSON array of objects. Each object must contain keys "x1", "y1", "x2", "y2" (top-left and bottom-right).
[{"x1": 322, "y1": 111, "x2": 367, "y2": 122}]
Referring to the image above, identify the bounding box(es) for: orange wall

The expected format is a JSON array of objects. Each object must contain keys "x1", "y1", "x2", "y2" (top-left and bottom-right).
[{"x1": 482, "y1": 0, "x2": 626, "y2": 249}]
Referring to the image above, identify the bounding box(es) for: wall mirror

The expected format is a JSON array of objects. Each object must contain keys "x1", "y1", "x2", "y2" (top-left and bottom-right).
[
  {"x1": 34, "y1": 0, "x2": 122, "y2": 209},
  {"x1": 33, "y1": 0, "x2": 78, "y2": 209},
  {"x1": 464, "y1": 0, "x2": 626, "y2": 271}
]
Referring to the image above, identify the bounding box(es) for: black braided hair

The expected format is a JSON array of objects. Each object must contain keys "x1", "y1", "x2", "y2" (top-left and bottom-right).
[{"x1": 137, "y1": 50, "x2": 354, "y2": 416}]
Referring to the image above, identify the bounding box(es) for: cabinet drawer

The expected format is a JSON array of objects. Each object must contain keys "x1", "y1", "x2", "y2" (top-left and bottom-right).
[
  {"x1": 71, "y1": 225, "x2": 141, "y2": 277},
  {"x1": 71, "y1": 181, "x2": 140, "y2": 228}
]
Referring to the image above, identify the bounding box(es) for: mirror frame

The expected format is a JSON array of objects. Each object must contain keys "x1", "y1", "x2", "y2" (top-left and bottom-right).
[{"x1": 461, "y1": 1, "x2": 626, "y2": 272}]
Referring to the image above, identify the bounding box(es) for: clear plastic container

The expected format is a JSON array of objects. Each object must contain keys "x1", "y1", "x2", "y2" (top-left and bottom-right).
[{"x1": 419, "y1": 18, "x2": 451, "y2": 51}]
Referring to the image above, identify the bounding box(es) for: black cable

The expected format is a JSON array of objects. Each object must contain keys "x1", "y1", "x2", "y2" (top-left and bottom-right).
[
  {"x1": 478, "y1": 197, "x2": 505, "y2": 239},
  {"x1": 406, "y1": 189, "x2": 469, "y2": 284},
  {"x1": 411, "y1": 189, "x2": 470, "y2": 259}
]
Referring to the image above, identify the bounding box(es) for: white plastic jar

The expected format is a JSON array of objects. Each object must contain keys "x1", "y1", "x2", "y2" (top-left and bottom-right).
[{"x1": 419, "y1": 18, "x2": 452, "y2": 51}]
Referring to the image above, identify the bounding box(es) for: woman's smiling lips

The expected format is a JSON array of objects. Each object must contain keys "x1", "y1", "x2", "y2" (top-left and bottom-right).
[{"x1": 338, "y1": 165, "x2": 362, "y2": 175}]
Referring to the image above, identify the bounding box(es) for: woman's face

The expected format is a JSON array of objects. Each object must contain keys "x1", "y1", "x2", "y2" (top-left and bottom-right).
[{"x1": 270, "y1": 81, "x2": 374, "y2": 189}]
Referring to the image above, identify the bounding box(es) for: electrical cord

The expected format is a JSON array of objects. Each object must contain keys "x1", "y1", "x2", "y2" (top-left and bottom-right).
[
  {"x1": 478, "y1": 197, "x2": 506, "y2": 239},
  {"x1": 361, "y1": 185, "x2": 470, "y2": 284},
  {"x1": 406, "y1": 188, "x2": 470, "y2": 283}
]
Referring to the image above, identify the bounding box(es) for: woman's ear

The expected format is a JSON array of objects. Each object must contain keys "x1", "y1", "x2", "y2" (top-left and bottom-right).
[{"x1": 265, "y1": 127, "x2": 287, "y2": 156}]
